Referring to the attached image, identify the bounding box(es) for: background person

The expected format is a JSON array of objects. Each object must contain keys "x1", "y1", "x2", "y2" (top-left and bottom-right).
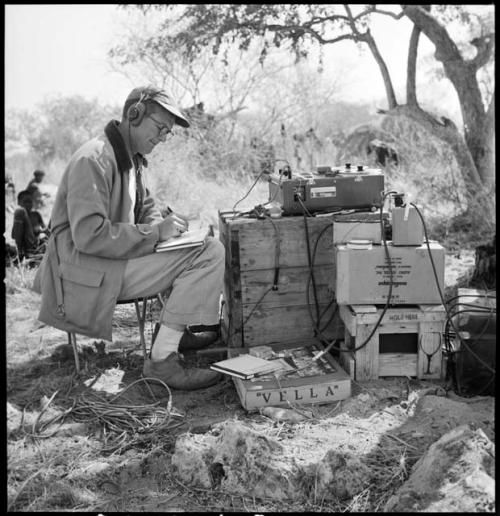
[
  {"x1": 26, "y1": 169, "x2": 47, "y2": 209},
  {"x1": 32, "y1": 85, "x2": 224, "y2": 391},
  {"x1": 11, "y1": 190, "x2": 44, "y2": 262}
]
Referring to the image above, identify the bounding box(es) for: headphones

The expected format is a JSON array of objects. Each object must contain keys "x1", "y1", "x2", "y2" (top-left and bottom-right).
[
  {"x1": 127, "y1": 88, "x2": 165, "y2": 126},
  {"x1": 128, "y1": 92, "x2": 148, "y2": 126}
]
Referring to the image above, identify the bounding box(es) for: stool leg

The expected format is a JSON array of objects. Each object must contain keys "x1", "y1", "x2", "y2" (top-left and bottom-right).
[
  {"x1": 134, "y1": 300, "x2": 147, "y2": 359},
  {"x1": 157, "y1": 293, "x2": 166, "y2": 309},
  {"x1": 68, "y1": 332, "x2": 80, "y2": 373}
]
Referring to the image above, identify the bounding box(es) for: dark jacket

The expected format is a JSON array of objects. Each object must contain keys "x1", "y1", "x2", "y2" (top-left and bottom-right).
[{"x1": 12, "y1": 205, "x2": 37, "y2": 258}]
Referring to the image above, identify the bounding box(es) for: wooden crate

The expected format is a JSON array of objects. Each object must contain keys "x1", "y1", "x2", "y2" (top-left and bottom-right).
[
  {"x1": 219, "y1": 210, "x2": 359, "y2": 348},
  {"x1": 228, "y1": 342, "x2": 351, "y2": 411},
  {"x1": 338, "y1": 304, "x2": 446, "y2": 381}
]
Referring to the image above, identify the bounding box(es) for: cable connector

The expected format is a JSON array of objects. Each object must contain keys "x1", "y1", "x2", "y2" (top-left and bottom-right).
[
  {"x1": 450, "y1": 331, "x2": 471, "y2": 340},
  {"x1": 312, "y1": 350, "x2": 326, "y2": 361},
  {"x1": 272, "y1": 267, "x2": 280, "y2": 290}
]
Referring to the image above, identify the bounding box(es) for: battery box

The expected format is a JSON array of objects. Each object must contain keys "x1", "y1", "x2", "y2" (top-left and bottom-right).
[
  {"x1": 334, "y1": 242, "x2": 445, "y2": 305},
  {"x1": 392, "y1": 206, "x2": 424, "y2": 246}
]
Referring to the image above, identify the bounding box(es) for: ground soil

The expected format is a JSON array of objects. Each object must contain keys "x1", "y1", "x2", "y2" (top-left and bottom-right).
[{"x1": 5, "y1": 249, "x2": 495, "y2": 512}]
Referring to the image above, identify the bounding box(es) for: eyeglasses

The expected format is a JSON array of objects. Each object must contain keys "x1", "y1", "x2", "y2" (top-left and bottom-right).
[{"x1": 148, "y1": 115, "x2": 175, "y2": 139}]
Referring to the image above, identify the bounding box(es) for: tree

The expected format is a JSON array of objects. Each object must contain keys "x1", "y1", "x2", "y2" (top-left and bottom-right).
[
  {"x1": 130, "y1": 4, "x2": 494, "y2": 226},
  {"x1": 15, "y1": 95, "x2": 119, "y2": 163},
  {"x1": 109, "y1": 10, "x2": 294, "y2": 130}
]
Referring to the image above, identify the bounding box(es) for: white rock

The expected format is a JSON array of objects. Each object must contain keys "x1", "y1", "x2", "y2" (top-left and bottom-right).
[{"x1": 384, "y1": 424, "x2": 495, "y2": 512}]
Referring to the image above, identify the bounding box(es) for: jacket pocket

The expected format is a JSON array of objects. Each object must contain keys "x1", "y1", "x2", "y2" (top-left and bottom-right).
[{"x1": 59, "y1": 262, "x2": 105, "y2": 331}]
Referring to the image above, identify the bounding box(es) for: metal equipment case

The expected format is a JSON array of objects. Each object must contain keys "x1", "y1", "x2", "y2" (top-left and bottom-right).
[{"x1": 268, "y1": 167, "x2": 384, "y2": 215}]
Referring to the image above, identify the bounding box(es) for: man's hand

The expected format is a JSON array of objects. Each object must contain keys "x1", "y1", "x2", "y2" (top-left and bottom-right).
[
  {"x1": 158, "y1": 213, "x2": 189, "y2": 241},
  {"x1": 174, "y1": 211, "x2": 190, "y2": 227}
]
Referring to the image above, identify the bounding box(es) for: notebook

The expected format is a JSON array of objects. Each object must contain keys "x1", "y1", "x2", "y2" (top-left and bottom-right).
[
  {"x1": 155, "y1": 228, "x2": 208, "y2": 252},
  {"x1": 210, "y1": 354, "x2": 284, "y2": 380}
]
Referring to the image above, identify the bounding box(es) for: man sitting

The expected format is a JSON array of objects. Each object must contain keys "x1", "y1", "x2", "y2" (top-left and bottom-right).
[
  {"x1": 11, "y1": 190, "x2": 47, "y2": 263},
  {"x1": 32, "y1": 85, "x2": 224, "y2": 391}
]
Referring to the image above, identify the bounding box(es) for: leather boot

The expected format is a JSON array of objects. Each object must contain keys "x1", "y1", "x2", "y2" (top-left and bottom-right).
[
  {"x1": 143, "y1": 352, "x2": 222, "y2": 391},
  {"x1": 151, "y1": 324, "x2": 219, "y2": 352},
  {"x1": 178, "y1": 327, "x2": 219, "y2": 351}
]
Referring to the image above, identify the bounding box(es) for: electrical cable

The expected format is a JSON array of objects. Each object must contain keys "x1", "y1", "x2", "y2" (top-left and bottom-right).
[
  {"x1": 443, "y1": 307, "x2": 496, "y2": 372},
  {"x1": 410, "y1": 203, "x2": 496, "y2": 376},
  {"x1": 231, "y1": 169, "x2": 268, "y2": 218},
  {"x1": 441, "y1": 304, "x2": 495, "y2": 394},
  {"x1": 295, "y1": 197, "x2": 336, "y2": 342},
  {"x1": 232, "y1": 157, "x2": 290, "y2": 219},
  {"x1": 303, "y1": 222, "x2": 337, "y2": 334},
  {"x1": 300, "y1": 207, "x2": 321, "y2": 323},
  {"x1": 226, "y1": 214, "x2": 281, "y2": 344},
  {"x1": 445, "y1": 293, "x2": 496, "y2": 306},
  {"x1": 226, "y1": 185, "x2": 495, "y2": 393},
  {"x1": 267, "y1": 158, "x2": 290, "y2": 205},
  {"x1": 410, "y1": 203, "x2": 495, "y2": 396},
  {"x1": 300, "y1": 191, "x2": 399, "y2": 355}
]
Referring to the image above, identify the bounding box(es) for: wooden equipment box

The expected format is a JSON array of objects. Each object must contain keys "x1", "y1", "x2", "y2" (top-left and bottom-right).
[
  {"x1": 218, "y1": 210, "x2": 381, "y2": 348},
  {"x1": 229, "y1": 342, "x2": 351, "y2": 411},
  {"x1": 338, "y1": 304, "x2": 446, "y2": 381}
]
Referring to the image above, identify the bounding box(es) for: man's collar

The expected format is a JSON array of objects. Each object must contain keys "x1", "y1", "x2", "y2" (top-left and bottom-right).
[{"x1": 104, "y1": 120, "x2": 148, "y2": 173}]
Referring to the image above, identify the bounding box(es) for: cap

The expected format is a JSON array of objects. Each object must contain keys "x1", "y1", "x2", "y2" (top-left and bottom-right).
[
  {"x1": 34, "y1": 170, "x2": 45, "y2": 176},
  {"x1": 126, "y1": 86, "x2": 190, "y2": 128}
]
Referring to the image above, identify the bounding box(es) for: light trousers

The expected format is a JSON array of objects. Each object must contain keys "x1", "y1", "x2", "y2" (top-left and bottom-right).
[{"x1": 117, "y1": 237, "x2": 225, "y2": 328}]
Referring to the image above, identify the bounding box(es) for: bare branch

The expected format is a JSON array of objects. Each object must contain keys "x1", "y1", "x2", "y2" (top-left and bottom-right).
[
  {"x1": 344, "y1": 5, "x2": 397, "y2": 108},
  {"x1": 469, "y1": 34, "x2": 495, "y2": 70},
  {"x1": 370, "y1": 7, "x2": 405, "y2": 20}
]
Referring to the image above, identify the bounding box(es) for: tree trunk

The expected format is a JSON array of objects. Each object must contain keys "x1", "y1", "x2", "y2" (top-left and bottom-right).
[
  {"x1": 402, "y1": 5, "x2": 495, "y2": 190},
  {"x1": 378, "y1": 104, "x2": 495, "y2": 226},
  {"x1": 470, "y1": 234, "x2": 496, "y2": 290}
]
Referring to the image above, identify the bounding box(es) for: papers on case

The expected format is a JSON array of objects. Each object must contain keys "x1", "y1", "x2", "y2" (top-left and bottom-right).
[
  {"x1": 210, "y1": 354, "x2": 285, "y2": 380},
  {"x1": 155, "y1": 228, "x2": 208, "y2": 252}
]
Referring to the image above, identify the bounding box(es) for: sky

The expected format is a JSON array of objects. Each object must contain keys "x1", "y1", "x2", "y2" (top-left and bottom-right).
[
  {"x1": 5, "y1": 4, "x2": 131, "y2": 110},
  {"x1": 4, "y1": 4, "x2": 490, "y2": 120},
  {"x1": 4, "y1": 4, "x2": 417, "y2": 112}
]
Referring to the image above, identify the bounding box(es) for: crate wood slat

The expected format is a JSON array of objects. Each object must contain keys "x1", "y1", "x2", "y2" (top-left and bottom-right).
[
  {"x1": 416, "y1": 324, "x2": 443, "y2": 379},
  {"x1": 238, "y1": 217, "x2": 335, "y2": 270},
  {"x1": 219, "y1": 211, "x2": 243, "y2": 344},
  {"x1": 221, "y1": 296, "x2": 243, "y2": 348},
  {"x1": 338, "y1": 341, "x2": 355, "y2": 380},
  {"x1": 353, "y1": 323, "x2": 380, "y2": 381},
  {"x1": 339, "y1": 303, "x2": 446, "y2": 380},
  {"x1": 241, "y1": 265, "x2": 335, "y2": 307},
  {"x1": 379, "y1": 354, "x2": 418, "y2": 377},
  {"x1": 242, "y1": 303, "x2": 343, "y2": 346}
]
